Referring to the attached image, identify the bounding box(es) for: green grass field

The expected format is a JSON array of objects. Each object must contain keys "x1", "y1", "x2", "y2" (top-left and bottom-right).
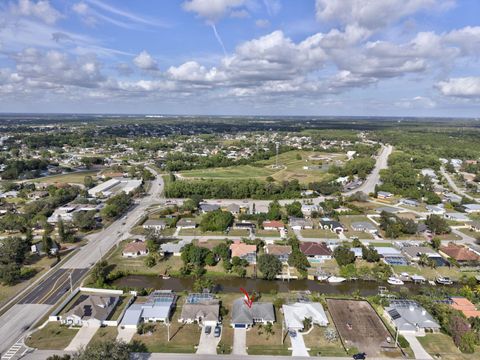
[
  {"x1": 179, "y1": 150, "x2": 342, "y2": 184},
  {"x1": 418, "y1": 334, "x2": 480, "y2": 360},
  {"x1": 25, "y1": 323, "x2": 79, "y2": 350},
  {"x1": 30, "y1": 170, "x2": 99, "y2": 184}
]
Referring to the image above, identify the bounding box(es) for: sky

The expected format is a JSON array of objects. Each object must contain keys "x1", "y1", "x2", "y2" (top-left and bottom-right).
[{"x1": 1, "y1": 0, "x2": 480, "y2": 117}]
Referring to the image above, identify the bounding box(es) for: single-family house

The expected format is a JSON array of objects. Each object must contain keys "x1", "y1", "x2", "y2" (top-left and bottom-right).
[
  {"x1": 122, "y1": 240, "x2": 148, "y2": 258},
  {"x1": 225, "y1": 203, "x2": 241, "y2": 215},
  {"x1": 265, "y1": 244, "x2": 292, "y2": 263},
  {"x1": 385, "y1": 300, "x2": 440, "y2": 335},
  {"x1": 463, "y1": 204, "x2": 480, "y2": 213},
  {"x1": 377, "y1": 191, "x2": 393, "y2": 199},
  {"x1": 142, "y1": 219, "x2": 167, "y2": 231},
  {"x1": 27, "y1": 191, "x2": 48, "y2": 200},
  {"x1": 62, "y1": 294, "x2": 119, "y2": 326},
  {"x1": 231, "y1": 298, "x2": 275, "y2": 328},
  {"x1": 31, "y1": 242, "x2": 59, "y2": 255},
  {"x1": 178, "y1": 293, "x2": 219, "y2": 326},
  {"x1": 450, "y1": 297, "x2": 480, "y2": 318},
  {"x1": 262, "y1": 220, "x2": 285, "y2": 231},
  {"x1": 160, "y1": 239, "x2": 191, "y2": 256},
  {"x1": 176, "y1": 218, "x2": 197, "y2": 229},
  {"x1": 444, "y1": 212, "x2": 470, "y2": 222},
  {"x1": 289, "y1": 217, "x2": 313, "y2": 230},
  {"x1": 282, "y1": 302, "x2": 328, "y2": 331},
  {"x1": 350, "y1": 221, "x2": 377, "y2": 234},
  {"x1": 120, "y1": 291, "x2": 177, "y2": 329},
  {"x1": 426, "y1": 205, "x2": 445, "y2": 215},
  {"x1": 401, "y1": 199, "x2": 419, "y2": 207},
  {"x1": 443, "y1": 192, "x2": 462, "y2": 204},
  {"x1": 469, "y1": 221, "x2": 480, "y2": 232},
  {"x1": 402, "y1": 246, "x2": 442, "y2": 262},
  {"x1": 301, "y1": 204, "x2": 321, "y2": 217},
  {"x1": 300, "y1": 242, "x2": 332, "y2": 262},
  {"x1": 375, "y1": 206, "x2": 401, "y2": 214},
  {"x1": 199, "y1": 203, "x2": 220, "y2": 213},
  {"x1": 319, "y1": 219, "x2": 344, "y2": 234},
  {"x1": 439, "y1": 243, "x2": 480, "y2": 264},
  {"x1": 230, "y1": 242, "x2": 257, "y2": 264},
  {"x1": 233, "y1": 221, "x2": 256, "y2": 231}
]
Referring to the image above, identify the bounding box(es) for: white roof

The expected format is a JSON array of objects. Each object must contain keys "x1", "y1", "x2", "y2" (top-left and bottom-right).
[
  {"x1": 282, "y1": 302, "x2": 328, "y2": 330},
  {"x1": 88, "y1": 178, "x2": 120, "y2": 196}
]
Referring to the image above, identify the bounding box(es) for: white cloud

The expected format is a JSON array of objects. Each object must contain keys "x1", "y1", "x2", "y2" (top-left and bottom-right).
[
  {"x1": 72, "y1": 2, "x2": 89, "y2": 15},
  {"x1": 182, "y1": 0, "x2": 247, "y2": 22},
  {"x1": 315, "y1": 0, "x2": 453, "y2": 30},
  {"x1": 437, "y1": 77, "x2": 480, "y2": 98},
  {"x1": 255, "y1": 19, "x2": 270, "y2": 28},
  {"x1": 133, "y1": 51, "x2": 158, "y2": 71},
  {"x1": 13, "y1": 0, "x2": 62, "y2": 25}
]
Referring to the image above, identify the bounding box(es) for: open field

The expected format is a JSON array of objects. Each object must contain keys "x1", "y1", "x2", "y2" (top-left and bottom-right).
[
  {"x1": 326, "y1": 299, "x2": 395, "y2": 356},
  {"x1": 179, "y1": 150, "x2": 341, "y2": 184},
  {"x1": 29, "y1": 170, "x2": 98, "y2": 184},
  {"x1": 418, "y1": 334, "x2": 480, "y2": 360},
  {"x1": 25, "y1": 322, "x2": 79, "y2": 350},
  {"x1": 392, "y1": 264, "x2": 475, "y2": 281},
  {"x1": 89, "y1": 326, "x2": 118, "y2": 346},
  {"x1": 300, "y1": 229, "x2": 339, "y2": 239}
]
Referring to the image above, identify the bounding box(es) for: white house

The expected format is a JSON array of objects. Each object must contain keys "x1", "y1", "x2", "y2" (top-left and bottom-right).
[
  {"x1": 122, "y1": 240, "x2": 148, "y2": 258},
  {"x1": 282, "y1": 302, "x2": 329, "y2": 331}
]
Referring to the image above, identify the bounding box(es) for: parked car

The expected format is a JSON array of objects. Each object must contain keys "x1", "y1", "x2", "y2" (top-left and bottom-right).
[
  {"x1": 288, "y1": 330, "x2": 297, "y2": 338},
  {"x1": 205, "y1": 326, "x2": 212, "y2": 334},
  {"x1": 353, "y1": 353, "x2": 366, "y2": 360},
  {"x1": 214, "y1": 326, "x2": 221, "y2": 337}
]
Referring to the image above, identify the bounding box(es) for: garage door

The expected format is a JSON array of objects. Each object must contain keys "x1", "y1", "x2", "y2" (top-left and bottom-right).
[{"x1": 234, "y1": 324, "x2": 246, "y2": 328}]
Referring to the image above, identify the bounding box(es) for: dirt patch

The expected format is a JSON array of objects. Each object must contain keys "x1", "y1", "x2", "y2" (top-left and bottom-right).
[{"x1": 326, "y1": 299, "x2": 396, "y2": 356}]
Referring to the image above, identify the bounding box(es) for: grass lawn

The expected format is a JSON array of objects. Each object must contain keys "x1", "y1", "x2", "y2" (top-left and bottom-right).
[
  {"x1": 246, "y1": 309, "x2": 291, "y2": 355},
  {"x1": 25, "y1": 322, "x2": 79, "y2": 350},
  {"x1": 314, "y1": 259, "x2": 340, "y2": 275},
  {"x1": 339, "y1": 215, "x2": 377, "y2": 240},
  {"x1": 107, "y1": 295, "x2": 132, "y2": 321},
  {"x1": 30, "y1": 170, "x2": 98, "y2": 184},
  {"x1": 393, "y1": 264, "x2": 465, "y2": 281},
  {"x1": 304, "y1": 313, "x2": 347, "y2": 357},
  {"x1": 179, "y1": 150, "x2": 340, "y2": 184},
  {"x1": 131, "y1": 299, "x2": 201, "y2": 353},
  {"x1": 179, "y1": 228, "x2": 226, "y2": 236},
  {"x1": 89, "y1": 326, "x2": 118, "y2": 346},
  {"x1": 228, "y1": 229, "x2": 250, "y2": 237},
  {"x1": 300, "y1": 229, "x2": 338, "y2": 239},
  {"x1": 418, "y1": 333, "x2": 480, "y2": 360},
  {"x1": 364, "y1": 242, "x2": 395, "y2": 247}
]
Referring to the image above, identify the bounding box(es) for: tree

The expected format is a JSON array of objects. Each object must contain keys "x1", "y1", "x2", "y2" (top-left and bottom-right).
[
  {"x1": 418, "y1": 253, "x2": 429, "y2": 267},
  {"x1": 199, "y1": 210, "x2": 233, "y2": 232},
  {"x1": 84, "y1": 175, "x2": 94, "y2": 189},
  {"x1": 431, "y1": 237, "x2": 441, "y2": 250},
  {"x1": 144, "y1": 254, "x2": 157, "y2": 268},
  {"x1": 91, "y1": 260, "x2": 110, "y2": 286},
  {"x1": 73, "y1": 211, "x2": 96, "y2": 231},
  {"x1": 205, "y1": 252, "x2": 217, "y2": 266},
  {"x1": 73, "y1": 339, "x2": 130, "y2": 360},
  {"x1": 213, "y1": 243, "x2": 230, "y2": 260},
  {"x1": 267, "y1": 200, "x2": 282, "y2": 220},
  {"x1": 362, "y1": 245, "x2": 380, "y2": 262},
  {"x1": 42, "y1": 233, "x2": 54, "y2": 256},
  {"x1": 333, "y1": 245, "x2": 355, "y2": 266},
  {"x1": 258, "y1": 254, "x2": 282, "y2": 280},
  {"x1": 285, "y1": 201, "x2": 303, "y2": 218},
  {"x1": 425, "y1": 214, "x2": 450, "y2": 235}
]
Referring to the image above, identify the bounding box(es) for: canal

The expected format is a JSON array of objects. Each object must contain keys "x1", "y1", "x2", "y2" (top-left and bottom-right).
[{"x1": 112, "y1": 275, "x2": 456, "y2": 296}]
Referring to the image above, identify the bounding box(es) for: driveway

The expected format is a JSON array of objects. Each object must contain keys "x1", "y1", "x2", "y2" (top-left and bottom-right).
[
  {"x1": 403, "y1": 334, "x2": 432, "y2": 360},
  {"x1": 117, "y1": 327, "x2": 137, "y2": 343},
  {"x1": 64, "y1": 323, "x2": 100, "y2": 351},
  {"x1": 290, "y1": 332, "x2": 309, "y2": 357},
  {"x1": 196, "y1": 326, "x2": 221, "y2": 354},
  {"x1": 232, "y1": 328, "x2": 247, "y2": 355}
]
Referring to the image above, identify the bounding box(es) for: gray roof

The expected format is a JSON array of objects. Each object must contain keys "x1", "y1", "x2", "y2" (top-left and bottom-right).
[
  {"x1": 65, "y1": 295, "x2": 118, "y2": 322},
  {"x1": 386, "y1": 300, "x2": 440, "y2": 331},
  {"x1": 143, "y1": 219, "x2": 167, "y2": 226},
  {"x1": 231, "y1": 298, "x2": 275, "y2": 325},
  {"x1": 402, "y1": 246, "x2": 439, "y2": 258},
  {"x1": 200, "y1": 203, "x2": 220, "y2": 212},
  {"x1": 375, "y1": 206, "x2": 401, "y2": 214},
  {"x1": 160, "y1": 239, "x2": 191, "y2": 253},
  {"x1": 351, "y1": 221, "x2": 377, "y2": 231},
  {"x1": 180, "y1": 300, "x2": 220, "y2": 322}
]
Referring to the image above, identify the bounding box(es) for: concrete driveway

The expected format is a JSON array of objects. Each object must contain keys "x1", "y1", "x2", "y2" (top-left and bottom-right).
[
  {"x1": 64, "y1": 323, "x2": 100, "y2": 351},
  {"x1": 232, "y1": 328, "x2": 247, "y2": 355},
  {"x1": 117, "y1": 327, "x2": 137, "y2": 343},
  {"x1": 196, "y1": 326, "x2": 221, "y2": 354},
  {"x1": 290, "y1": 332, "x2": 309, "y2": 357},
  {"x1": 403, "y1": 334, "x2": 432, "y2": 360}
]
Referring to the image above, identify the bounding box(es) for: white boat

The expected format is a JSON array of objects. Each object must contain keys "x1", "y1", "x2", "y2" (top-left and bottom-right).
[
  {"x1": 387, "y1": 277, "x2": 404, "y2": 285},
  {"x1": 327, "y1": 276, "x2": 347, "y2": 283},
  {"x1": 317, "y1": 274, "x2": 329, "y2": 281},
  {"x1": 436, "y1": 277, "x2": 453, "y2": 285}
]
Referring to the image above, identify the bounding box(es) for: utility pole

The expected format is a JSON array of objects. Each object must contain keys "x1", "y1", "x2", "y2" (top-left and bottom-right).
[{"x1": 69, "y1": 272, "x2": 73, "y2": 293}]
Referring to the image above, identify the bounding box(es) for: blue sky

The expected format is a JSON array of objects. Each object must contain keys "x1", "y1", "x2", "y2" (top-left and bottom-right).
[{"x1": 1, "y1": 0, "x2": 480, "y2": 116}]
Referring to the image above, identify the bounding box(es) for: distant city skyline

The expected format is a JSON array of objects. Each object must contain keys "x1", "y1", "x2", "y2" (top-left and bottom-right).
[{"x1": 1, "y1": 0, "x2": 480, "y2": 116}]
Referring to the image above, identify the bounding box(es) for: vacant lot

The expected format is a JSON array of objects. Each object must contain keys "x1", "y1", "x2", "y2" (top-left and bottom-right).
[
  {"x1": 303, "y1": 312, "x2": 347, "y2": 357},
  {"x1": 326, "y1": 299, "x2": 395, "y2": 356},
  {"x1": 30, "y1": 170, "x2": 98, "y2": 184},
  {"x1": 300, "y1": 229, "x2": 338, "y2": 239},
  {"x1": 180, "y1": 150, "x2": 341, "y2": 184}
]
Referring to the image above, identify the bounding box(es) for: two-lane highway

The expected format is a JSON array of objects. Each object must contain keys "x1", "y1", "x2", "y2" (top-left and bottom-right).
[{"x1": 0, "y1": 168, "x2": 164, "y2": 356}]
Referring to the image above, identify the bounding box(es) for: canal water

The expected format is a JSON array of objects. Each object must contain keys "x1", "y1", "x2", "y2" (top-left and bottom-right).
[{"x1": 113, "y1": 275, "x2": 455, "y2": 296}]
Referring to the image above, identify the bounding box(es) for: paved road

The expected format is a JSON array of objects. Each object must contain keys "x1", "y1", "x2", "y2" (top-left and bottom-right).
[
  {"x1": 343, "y1": 144, "x2": 393, "y2": 196},
  {"x1": 440, "y1": 167, "x2": 478, "y2": 203},
  {"x1": 0, "y1": 168, "x2": 164, "y2": 356}
]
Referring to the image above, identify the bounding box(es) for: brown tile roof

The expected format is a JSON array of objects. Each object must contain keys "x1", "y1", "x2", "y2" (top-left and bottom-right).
[
  {"x1": 450, "y1": 297, "x2": 480, "y2": 318},
  {"x1": 300, "y1": 242, "x2": 332, "y2": 256},
  {"x1": 230, "y1": 242, "x2": 256, "y2": 258},
  {"x1": 262, "y1": 220, "x2": 285, "y2": 229},
  {"x1": 440, "y1": 243, "x2": 480, "y2": 262},
  {"x1": 123, "y1": 240, "x2": 147, "y2": 254}
]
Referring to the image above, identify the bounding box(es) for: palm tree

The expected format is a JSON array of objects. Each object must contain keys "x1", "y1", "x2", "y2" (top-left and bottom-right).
[{"x1": 418, "y1": 253, "x2": 429, "y2": 267}]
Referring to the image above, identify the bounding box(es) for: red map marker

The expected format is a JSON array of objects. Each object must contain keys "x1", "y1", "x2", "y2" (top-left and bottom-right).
[{"x1": 240, "y1": 288, "x2": 254, "y2": 308}]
